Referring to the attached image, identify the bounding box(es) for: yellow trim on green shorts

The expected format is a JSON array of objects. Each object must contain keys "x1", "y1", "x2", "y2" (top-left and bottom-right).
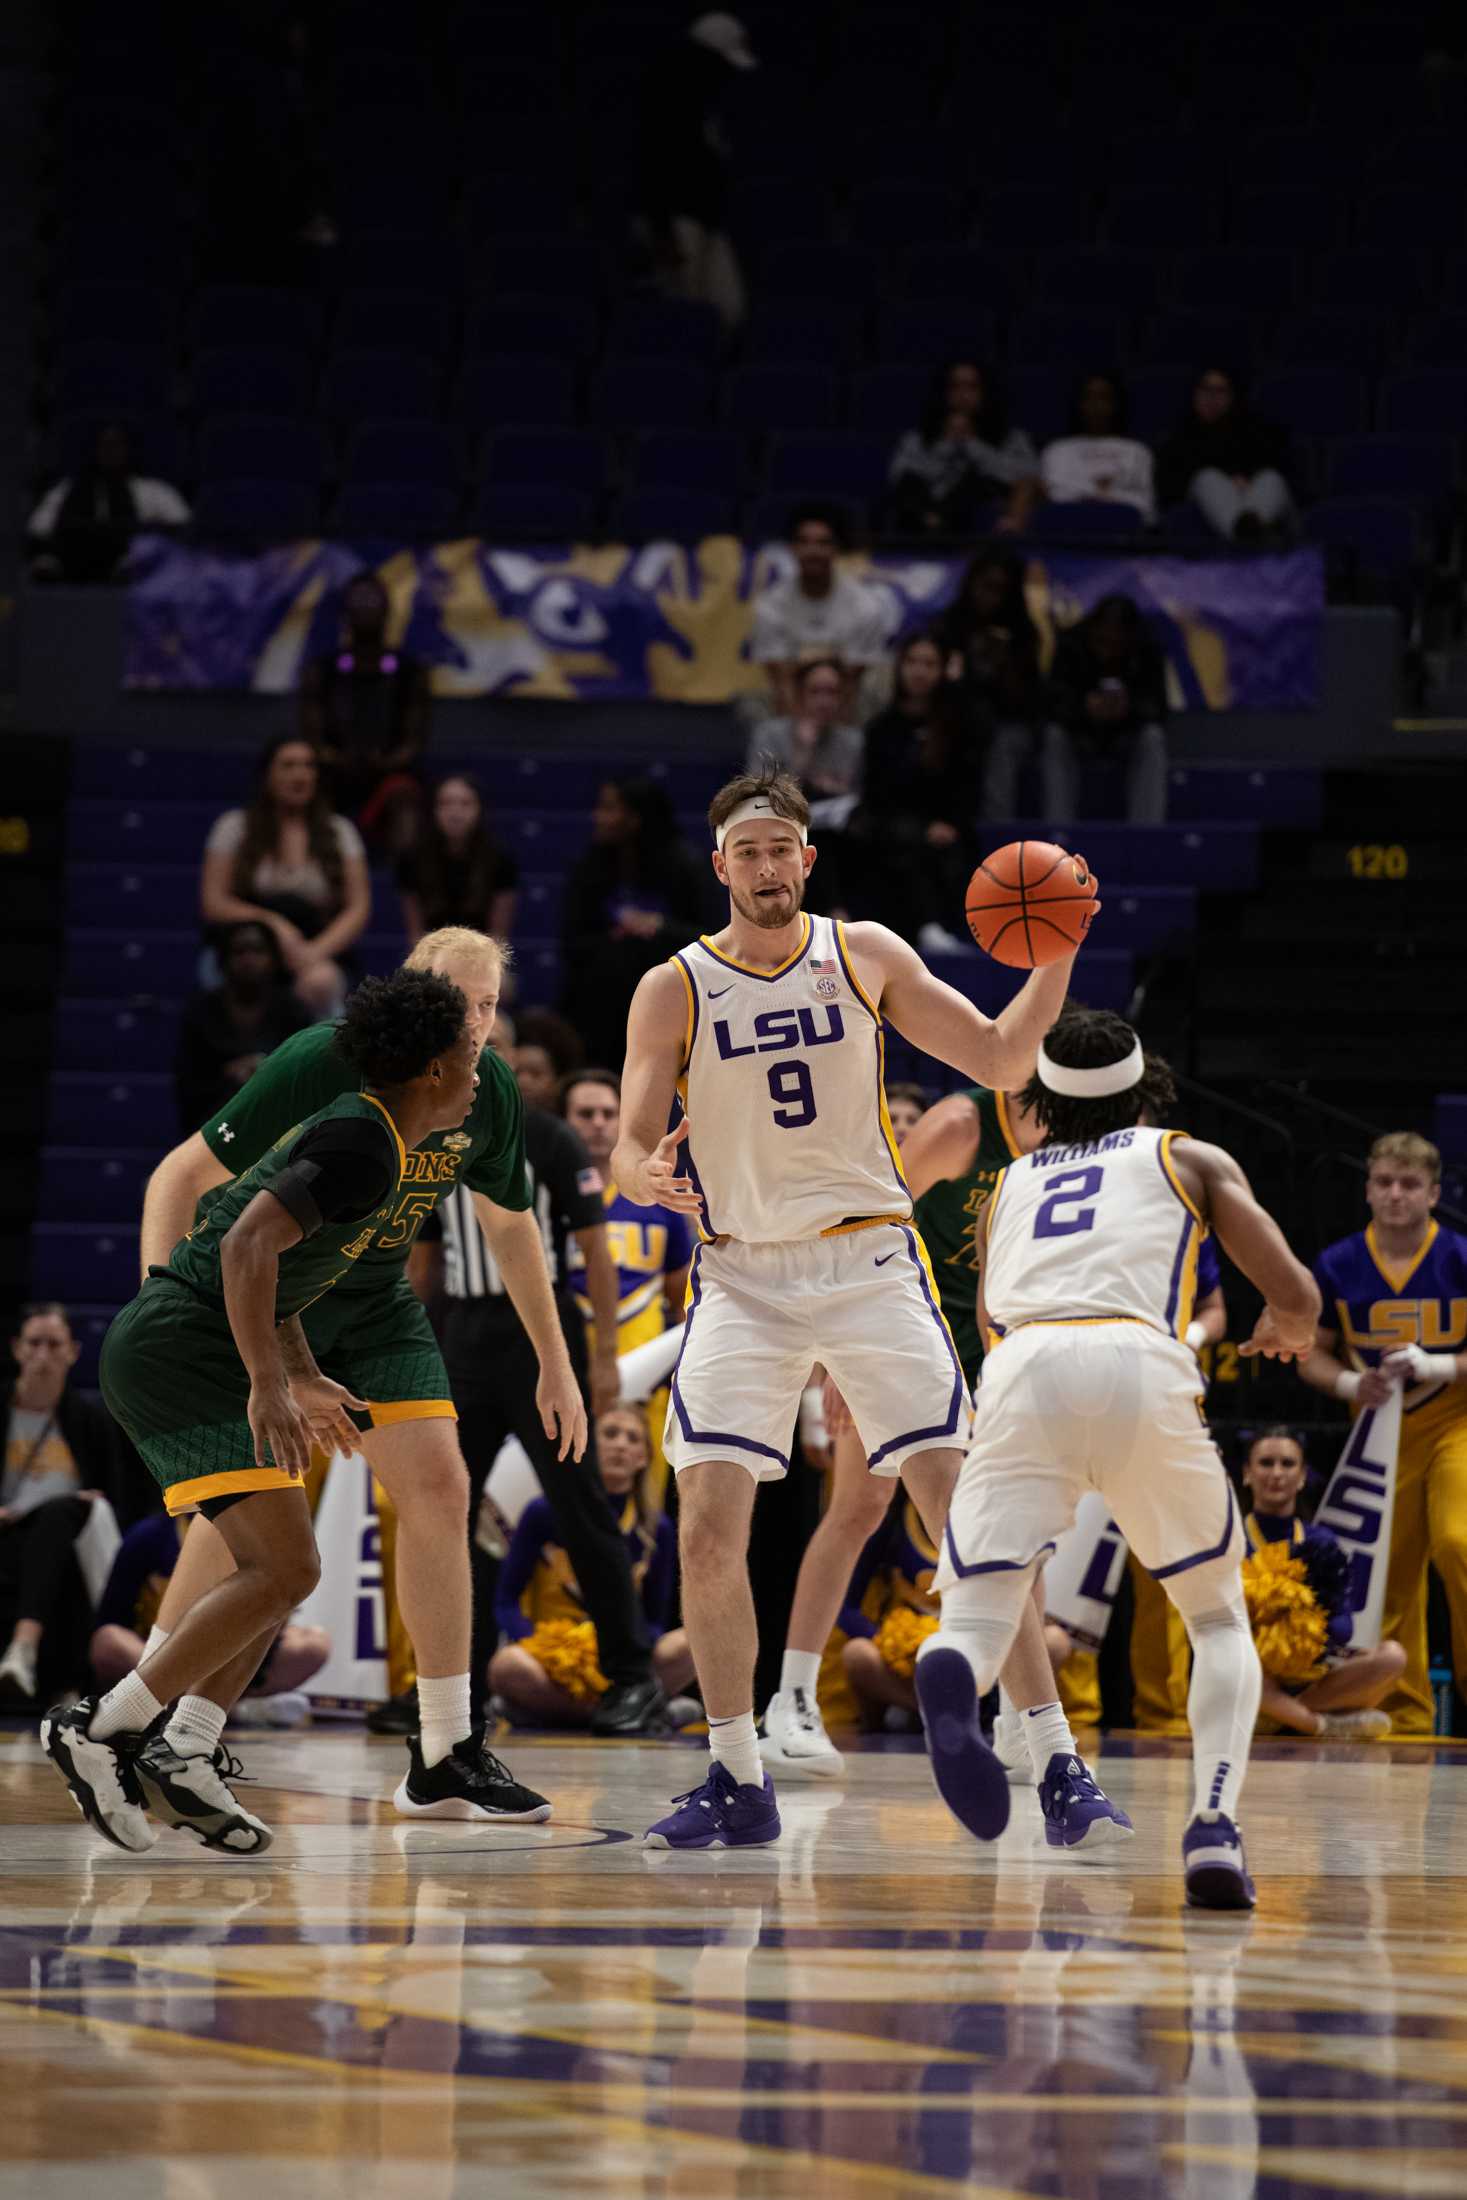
[
  {"x1": 164, "y1": 1466, "x2": 307, "y2": 1515},
  {"x1": 367, "y1": 1397, "x2": 459, "y2": 1427}
]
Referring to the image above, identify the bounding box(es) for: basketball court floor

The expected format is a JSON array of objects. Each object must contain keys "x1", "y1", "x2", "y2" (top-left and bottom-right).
[{"x1": 3, "y1": 1726, "x2": 1465, "y2": 2198}]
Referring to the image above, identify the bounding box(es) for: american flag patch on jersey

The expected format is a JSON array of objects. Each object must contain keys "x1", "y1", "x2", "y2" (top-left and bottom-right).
[
  {"x1": 811, "y1": 957, "x2": 837, "y2": 973},
  {"x1": 576, "y1": 1166, "x2": 605, "y2": 1195}
]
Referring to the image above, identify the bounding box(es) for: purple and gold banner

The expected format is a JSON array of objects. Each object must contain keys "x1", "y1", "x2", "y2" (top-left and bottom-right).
[{"x1": 124, "y1": 533, "x2": 1324, "y2": 710}]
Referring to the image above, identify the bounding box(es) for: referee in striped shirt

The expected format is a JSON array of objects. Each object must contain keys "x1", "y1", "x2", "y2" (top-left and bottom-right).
[{"x1": 417, "y1": 1104, "x2": 665, "y2": 1736}]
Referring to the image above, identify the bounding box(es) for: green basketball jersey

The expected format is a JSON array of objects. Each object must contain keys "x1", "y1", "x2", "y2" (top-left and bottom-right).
[
  {"x1": 912, "y1": 1087, "x2": 1022, "y2": 1381},
  {"x1": 197, "y1": 1021, "x2": 529, "y2": 1294},
  {"x1": 164, "y1": 1091, "x2": 405, "y2": 1322}
]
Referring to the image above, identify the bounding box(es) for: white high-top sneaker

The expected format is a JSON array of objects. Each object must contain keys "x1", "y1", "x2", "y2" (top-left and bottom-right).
[{"x1": 761, "y1": 1687, "x2": 846, "y2": 1779}]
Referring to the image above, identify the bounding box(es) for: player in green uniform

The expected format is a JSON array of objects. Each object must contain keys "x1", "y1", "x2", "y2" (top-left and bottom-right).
[
  {"x1": 140, "y1": 929, "x2": 659, "y2": 1755},
  {"x1": 41, "y1": 971, "x2": 552, "y2": 1856}
]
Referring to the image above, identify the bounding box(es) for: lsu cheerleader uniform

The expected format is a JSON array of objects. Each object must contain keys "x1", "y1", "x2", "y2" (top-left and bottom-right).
[{"x1": 1314, "y1": 1219, "x2": 1467, "y2": 1734}]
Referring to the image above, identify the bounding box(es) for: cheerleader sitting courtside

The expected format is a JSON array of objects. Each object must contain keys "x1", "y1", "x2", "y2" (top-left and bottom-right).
[
  {"x1": 489, "y1": 1408, "x2": 695, "y2": 1726},
  {"x1": 1241, "y1": 1426, "x2": 1405, "y2": 1740}
]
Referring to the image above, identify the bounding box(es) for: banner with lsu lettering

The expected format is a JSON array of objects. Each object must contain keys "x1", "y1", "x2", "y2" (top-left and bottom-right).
[
  {"x1": 296, "y1": 1452, "x2": 389, "y2": 1709},
  {"x1": 123, "y1": 533, "x2": 1324, "y2": 710},
  {"x1": 1042, "y1": 1489, "x2": 1130, "y2": 1653},
  {"x1": 1311, "y1": 1388, "x2": 1402, "y2": 1650}
]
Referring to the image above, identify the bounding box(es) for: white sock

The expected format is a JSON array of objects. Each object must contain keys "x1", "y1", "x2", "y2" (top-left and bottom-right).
[
  {"x1": 418, "y1": 1672, "x2": 472, "y2": 1769},
  {"x1": 780, "y1": 1648, "x2": 821, "y2": 1698},
  {"x1": 708, "y1": 1710, "x2": 763, "y2": 1789},
  {"x1": 166, "y1": 1695, "x2": 227, "y2": 1757},
  {"x1": 923, "y1": 1577, "x2": 1028, "y2": 1697},
  {"x1": 1, "y1": 1634, "x2": 36, "y2": 1678},
  {"x1": 92, "y1": 1669, "x2": 164, "y2": 1739},
  {"x1": 1022, "y1": 1699, "x2": 1076, "y2": 1777},
  {"x1": 1181, "y1": 1598, "x2": 1260, "y2": 1822},
  {"x1": 143, "y1": 1623, "x2": 170, "y2": 1660}
]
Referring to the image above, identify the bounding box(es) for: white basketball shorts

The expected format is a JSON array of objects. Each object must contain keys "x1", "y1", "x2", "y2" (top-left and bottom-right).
[
  {"x1": 665, "y1": 1222, "x2": 969, "y2": 1481},
  {"x1": 934, "y1": 1319, "x2": 1242, "y2": 1594}
]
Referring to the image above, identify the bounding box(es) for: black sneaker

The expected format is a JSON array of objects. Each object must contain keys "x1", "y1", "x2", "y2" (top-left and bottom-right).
[
  {"x1": 589, "y1": 1675, "x2": 666, "y2": 1737},
  {"x1": 366, "y1": 1686, "x2": 419, "y2": 1736},
  {"x1": 392, "y1": 1730, "x2": 552, "y2": 1822},
  {"x1": 40, "y1": 1696, "x2": 157, "y2": 1853},
  {"x1": 133, "y1": 1731, "x2": 273, "y2": 1855}
]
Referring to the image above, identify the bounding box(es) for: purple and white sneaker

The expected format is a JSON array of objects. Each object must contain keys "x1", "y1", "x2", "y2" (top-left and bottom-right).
[
  {"x1": 644, "y1": 1762, "x2": 782, "y2": 1849},
  {"x1": 915, "y1": 1644, "x2": 1010, "y2": 1841},
  {"x1": 1038, "y1": 1753, "x2": 1135, "y2": 1855},
  {"x1": 1183, "y1": 1811, "x2": 1256, "y2": 1910}
]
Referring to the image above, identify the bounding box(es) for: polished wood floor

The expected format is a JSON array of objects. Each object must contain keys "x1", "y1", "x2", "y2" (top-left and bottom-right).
[{"x1": 3, "y1": 1723, "x2": 1466, "y2": 2199}]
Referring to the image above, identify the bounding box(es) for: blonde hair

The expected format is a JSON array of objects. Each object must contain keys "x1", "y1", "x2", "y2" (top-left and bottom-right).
[
  {"x1": 597, "y1": 1405, "x2": 658, "y2": 1552},
  {"x1": 1368, "y1": 1130, "x2": 1440, "y2": 1183},
  {"x1": 404, "y1": 926, "x2": 510, "y2": 979}
]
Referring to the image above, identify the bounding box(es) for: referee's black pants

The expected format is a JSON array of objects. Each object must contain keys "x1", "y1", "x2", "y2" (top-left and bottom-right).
[{"x1": 443, "y1": 1300, "x2": 653, "y2": 1710}]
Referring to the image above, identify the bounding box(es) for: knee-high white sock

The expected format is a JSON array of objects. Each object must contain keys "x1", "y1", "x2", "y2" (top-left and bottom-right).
[
  {"x1": 1181, "y1": 1598, "x2": 1260, "y2": 1822},
  {"x1": 143, "y1": 1623, "x2": 170, "y2": 1660},
  {"x1": 924, "y1": 1574, "x2": 1031, "y2": 1697},
  {"x1": 417, "y1": 1673, "x2": 472, "y2": 1769},
  {"x1": 779, "y1": 1648, "x2": 821, "y2": 1698}
]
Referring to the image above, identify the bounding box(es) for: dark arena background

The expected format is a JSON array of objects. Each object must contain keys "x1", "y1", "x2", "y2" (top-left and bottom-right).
[{"x1": 3, "y1": 3, "x2": 1467, "y2": 2195}]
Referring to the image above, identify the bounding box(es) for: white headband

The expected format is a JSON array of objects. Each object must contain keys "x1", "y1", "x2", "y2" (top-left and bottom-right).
[
  {"x1": 1037, "y1": 1036, "x2": 1144, "y2": 1097},
  {"x1": 715, "y1": 796, "x2": 809, "y2": 852}
]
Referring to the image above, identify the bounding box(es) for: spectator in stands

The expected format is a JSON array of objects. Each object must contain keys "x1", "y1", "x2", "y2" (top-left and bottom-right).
[
  {"x1": 1041, "y1": 370, "x2": 1156, "y2": 523},
  {"x1": 200, "y1": 733, "x2": 372, "y2": 1015},
  {"x1": 845, "y1": 631, "x2": 976, "y2": 952},
  {"x1": 885, "y1": 361, "x2": 1040, "y2": 538},
  {"x1": 748, "y1": 657, "x2": 865, "y2": 812},
  {"x1": 90, "y1": 1510, "x2": 329, "y2": 1726},
  {"x1": 632, "y1": 10, "x2": 755, "y2": 329},
  {"x1": 488, "y1": 1405, "x2": 695, "y2": 1726},
  {"x1": 299, "y1": 571, "x2": 429, "y2": 854},
  {"x1": 561, "y1": 779, "x2": 708, "y2": 1066},
  {"x1": 936, "y1": 550, "x2": 1044, "y2": 819},
  {"x1": 0, "y1": 1303, "x2": 133, "y2": 1705},
  {"x1": 27, "y1": 421, "x2": 190, "y2": 585},
  {"x1": 1042, "y1": 593, "x2": 1169, "y2": 826},
  {"x1": 514, "y1": 1009, "x2": 585, "y2": 1111},
  {"x1": 173, "y1": 919, "x2": 310, "y2": 1132},
  {"x1": 1156, "y1": 366, "x2": 1296, "y2": 545},
  {"x1": 397, "y1": 774, "x2": 519, "y2": 948},
  {"x1": 884, "y1": 1084, "x2": 930, "y2": 1144},
  {"x1": 749, "y1": 504, "x2": 888, "y2": 724}
]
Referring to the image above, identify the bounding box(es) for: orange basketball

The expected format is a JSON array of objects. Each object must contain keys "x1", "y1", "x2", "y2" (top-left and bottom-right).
[{"x1": 964, "y1": 841, "x2": 1098, "y2": 967}]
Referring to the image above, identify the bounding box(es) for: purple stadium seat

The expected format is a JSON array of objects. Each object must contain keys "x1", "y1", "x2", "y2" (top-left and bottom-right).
[
  {"x1": 1108, "y1": 188, "x2": 1222, "y2": 250},
  {"x1": 848, "y1": 181, "x2": 965, "y2": 246},
  {"x1": 483, "y1": 237, "x2": 605, "y2": 298},
  {"x1": 464, "y1": 297, "x2": 600, "y2": 362},
  {"x1": 1126, "y1": 365, "x2": 1200, "y2": 442},
  {"x1": 632, "y1": 430, "x2": 745, "y2": 494},
  {"x1": 616, "y1": 488, "x2": 738, "y2": 541},
  {"x1": 334, "y1": 232, "x2": 467, "y2": 298},
  {"x1": 344, "y1": 420, "x2": 466, "y2": 488},
  {"x1": 1004, "y1": 365, "x2": 1072, "y2": 443},
  {"x1": 56, "y1": 282, "x2": 178, "y2": 351},
  {"x1": 1029, "y1": 499, "x2": 1150, "y2": 543},
  {"x1": 482, "y1": 429, "x2": 610, "y2": 492},
  {"x1": 197, "y1": 415, "x2": 329, "y2": 485},
  {"x1": 728, "y1": 178, "x2": 838, "y2": 248},
  {"x1": 454, "y1": 356, "x2": 578, "y2": 432},
  {"x1": 603, "y1": 296, "x2": 723, "y2": 365},
  {"x1": 981, "y1": 187, "x2": 1087, "y2": 248},
  {"x1": 38, "y1": 1147, "x2": 157, "y2": 1226},
  {"x1": 1194, "y1": 63, "x2": 1308, "y2": 126},
  {"x1": 1039, "y1": 250, "x2": 1165, "y2": 315},
  {"x1": 189, "y1": 285, "x2": 323, "y2": 355},
  {"x1": 1266, "y1": 309, "x2": 1386, "y2": 371},
  {"x1": 333, "y1": 482, "x2": 462, "y2": 537},
  {"x1": 30, "y1": 1223, "x2": 141, "y2": 1305},
  {"x1": 67, "y1": 799, "x2": 220, "y2": 861},
  {"x1": 1251, "y1": 369, "x2": 1368, "y2": 439},
  {"x1": 193, "y1": 480, "x2": 319, "y2": 539},
  {"x1": 472, "y1": 485, "x2": 595, "y2": 539},
  {"x1": 53, "y1": 408, "x2": 186, "y2": 483},
  {"x1": 1006, "y1": 309, "x2": 1131, "y2": 366},
  {"x1": 1376, "y1": 370, "x2": 1467, "y2": 435},
  {"x1": 56, "y1": 340, "x2": 172, "y2": 415},
  {"x1": 1170, "y1": 250, "x2": 1299, "y2": 315},
  {"x1": 761, "y1": 242, "x2": 878, "y2": 303},
  {"x1": 847, "y1": 365, "x2": 929, "y2": 436},
  {"x1": 319, "y1": 348, "x2": 440, "y2": 423},
  {"x1": 333, "y1": 288, "x2": 459, "y2": 358},
  {"x1": 873, "y1": 300, "x2": 999, "y2": 366},
  {"x1": 1357, "y1": 187, "x2": 1464, "y2": 250},
  {"x1": 55, "y1": 217, "x2": 192, "y2": 289},
  {"x1": 1231, "y1": 190, "x2": 1342, "y2": 250},
  {"x1": 1327, "y1": 436, "x2": 1456, "y2": 500},
  {"x1": 462, "y1": 169, "x2": 580, "y2": 236},
  {"x1": 1145, "y1": 312, "x2": 1260, "y2": 372},
  {"x1": 192, "y1": 346, "x2": 314, "y2": 417},
  {"x1": 591, "y1": 360, "x2": 714, "y2": 433},
  {"x1": 1400, "y1": 312, "x2": 1467, "y2": 365},
  {"x1": 892, "y1": 246, "x2": 1019, "y2": 308},
  {"x1": 1306, "y1": 497, "x2": 1420, "y2": 577},
  {"x1": 1312, "y1": 249, "x2": 1428, "y2": 311},
  {"x1": 766, "y1": 433, "x2": 887, "y2": 500},
  {"x1": 741, "y1": 298, "x2": 867, "y2": 366},
  {"x1": 722, "y1": 366, "x2": 838, "y2": 435}
]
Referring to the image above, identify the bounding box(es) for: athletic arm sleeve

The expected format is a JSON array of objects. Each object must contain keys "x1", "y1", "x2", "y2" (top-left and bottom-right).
[
  {"x1": 197, "y1": 1023, "x2": 346, "y2": 1162},
  {"x1": 494, "y1": 1501, "x2": 551, "y2": 1642},
  {"x1": 268, "y1": 1117, "x2": 396, "y2": 1237},
  {"x1": 462, "y1": 1048, "x2": 532, "y2": 1210}
]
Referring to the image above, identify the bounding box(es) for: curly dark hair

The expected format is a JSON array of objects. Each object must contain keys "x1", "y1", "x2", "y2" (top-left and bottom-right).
[
  {"x1": 1018, "y1": 1007, "x2": 1170, "y2": 1148},
  {"x1": 335, "y1": 970, "x2": 466, "y2": 1087}
]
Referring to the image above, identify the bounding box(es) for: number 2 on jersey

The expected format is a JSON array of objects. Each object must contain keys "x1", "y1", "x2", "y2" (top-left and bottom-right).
[
  {"x1": 1033, "y1": 1164, "x2": 1103, "y2": 1238},
  {"x1": 767, "y1": 1058, "x2": 816, "y2": 1128}
]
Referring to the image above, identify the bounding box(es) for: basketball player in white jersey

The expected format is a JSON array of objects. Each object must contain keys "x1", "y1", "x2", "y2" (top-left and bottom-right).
[
  {"x1": 614, "y1": 766, "x2": 1101, "y2": 1849},
  {"x1": 916, "y1": 1008, "x2": 1320, "y2": 1907}
]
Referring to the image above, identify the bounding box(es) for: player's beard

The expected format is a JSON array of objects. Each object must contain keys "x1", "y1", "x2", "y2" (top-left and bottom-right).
[{"x1": 729, "y1": 873, "x2": 806, "y2": 930}]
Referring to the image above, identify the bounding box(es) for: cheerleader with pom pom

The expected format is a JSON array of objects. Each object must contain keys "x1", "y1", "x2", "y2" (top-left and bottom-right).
[
  {"x1": 837, "y1": 1497, "x2": 947, "y2": 1729},
  {"x1": 489, "y1": 1408, "x2": 695, "y2": 1726},
  {"x1": 1241, "y1": 1427, "x2": 1405, "y2": 1739}
]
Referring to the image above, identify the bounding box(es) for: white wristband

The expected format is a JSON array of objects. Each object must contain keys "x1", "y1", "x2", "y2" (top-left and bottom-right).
[
  {"x1": 799, "y1": 1384, "x2": 828, "y2": 1451},
  {"x1": 1333, "y1": 1369, "x2": 1363, "y2": 1403},
  {"x1": 1185, "y1": 1319, "x2": 1208, "y2": 1355},
  {"x1": 1385, "y1": 1345, "x2": 1459, "y2": 1386}
]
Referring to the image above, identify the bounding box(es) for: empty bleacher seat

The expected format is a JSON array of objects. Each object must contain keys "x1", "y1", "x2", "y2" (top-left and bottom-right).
[
  {"x1": 56, "y1": 339, "x2": 173, "y2": 415},
  {"x1": 66, "y1": 864, "x2": 196, "y2": 929},
  {"x1": 30, "y1": 1223, "x2": 142, "y2": 1305},
  {"x1": 722, "y1": 366, "x2": 838, "y2": 435},
  {"x1": 1251, "y1": 369, "x2": 1368, "y2": 439},
  {"x1": 197, "y1": 415, "x2": 329, "y2": 486},
  {"x1": 482, "y1": 428, "x2": 610, "y2": 492},
  {"x1": 1376, "y1": 370, "x2": 1467, "y2": 435},
  {"x1": 1167, "y1": 764, "x2": 1321, "y2": 830},
  {"x1": 38, "y1": 1147, "x2": 157, "y2": 1225},
  {"x1": 54, "y1": 998, "x2": 180, "y2": 1074},
  {"x1": 193, "y1": 480, "x2": 319, "y2": 540},
  {"x1": 471, "y1": 485, "x2": 595, "y2": 539},
  {"x1": 591, "y1": 360, "x2": 714, "y2": 434},
  {"x1": 464, "y1": 297, "x2": 600, "y2": 362},
  {"x1": 1306, "y1": 497, "x2": 1420, "y2": 578},
  {"x1": 334, "y1": 481, "x2": 461, "y2": 537},
  {"x1": 765, "y1": 432, "x2": 888, "y2": 501},
  {"x1": 56, "y1": 281, "x2": 179, "y2": 351},
  {"x1": 456, "y1": 356, "x2": 578, "y2": 432},
  {"x1": 1327, "y1": 435, "x2": 1455, "y2": 501},
  {"x1": 631, "y1": 429, "x2": 745, "y2": 495},
  {"x1": 189, "y1": 285, "x2": 323, "y2": 356},
  {"x1": 319, "y1": 348, "x2": 440, "y2": 423},
  {"x1": 603, "y1": 296, "x2": 723, "y2": 365},
  {"x1": 192, "y1": 346, "x2": 314, "y2": 417},
  {"x1": 344, "y1": 420, "x2": 465, "y2": 488},
  {"x1": 616, "y1": 488, "x2": 737, "y2": 541},
  {"x1": 45, "y1": 1074, "x2": 174, "y2": 1148}
]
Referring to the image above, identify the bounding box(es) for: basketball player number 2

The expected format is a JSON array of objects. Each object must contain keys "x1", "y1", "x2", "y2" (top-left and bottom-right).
[
  {"x1": 1033, "y1": 1164, "x2": 1103, "y2": 1238},
  {"x1": 767, "y1": 1059, "x2": 816, "y2": 1128}
]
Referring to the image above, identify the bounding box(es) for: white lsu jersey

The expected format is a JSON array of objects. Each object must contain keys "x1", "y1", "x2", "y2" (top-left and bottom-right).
[
  {"x1": 985, "y1": 1125, "x2": 1206, "y2": 1341},
  {"x1": 670, "y1": 913, "x2": 911, "y2": 1242}
]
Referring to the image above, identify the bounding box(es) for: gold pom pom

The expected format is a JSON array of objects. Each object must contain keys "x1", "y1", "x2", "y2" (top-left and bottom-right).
[
  {"x1": 875, "y1": 1606, "x2": 939, "y2": 1680},
  {"x1": 1241, "y1": 1542, "x2": 1328, "y2": 1683},
  {"x1": 522, "y1": 1620, "x2": 608, "y2": 1704}
]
